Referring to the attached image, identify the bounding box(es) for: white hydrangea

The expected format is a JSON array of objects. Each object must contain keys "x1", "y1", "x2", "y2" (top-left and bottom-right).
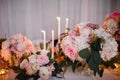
[
  {"x1": 80, "y1": 28, "x2": 91, "y2": 38},
  {"x1": 100, "y1": 36, "x2": 118, "y2": 61},
  {"x1": 94, "y1": 27, "x2": 112, "y2": 38},
  {"x1": 75, "y1": 36, "x2": 89, "y2": 51}
]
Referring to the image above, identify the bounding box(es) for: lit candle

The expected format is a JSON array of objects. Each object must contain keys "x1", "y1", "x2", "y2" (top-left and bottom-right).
[
  {"x1": 57, "y1": 17, "x2": 61, "y2": 44},
  {"x1": 0, "y1": 69, "x2": 6, "y2": 75},
  {"x1": 65, "y1": 18, "x2": 69, "y2": 33},
  {"x1": 51, "y1": 30, "x2": 54, "y2": 59},
  {"x1": 41, "y1": 30, "x2": 46, "y2": 50}
]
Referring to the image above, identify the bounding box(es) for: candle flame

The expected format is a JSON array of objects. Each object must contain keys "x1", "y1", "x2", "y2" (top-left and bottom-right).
[
  {"x1": 57, "y1": 17, "x2": 60, "y2": 21},
  {"x1": 66, "y1": 18, "x2": 68, "y2": 21},
  {"x1": 41, "y1": 30, "x2": 45, "y2": 33},
  {"x1": 114, "y1": 63, "x2": 119, "y2": 68},
  {"x1": 0, "y1": 69, "x2": 6, "y2": 75}
]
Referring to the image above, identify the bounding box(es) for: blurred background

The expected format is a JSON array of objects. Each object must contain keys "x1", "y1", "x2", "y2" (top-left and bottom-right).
[{"x1": 0, "y1": 0, "x2": 120, "y2": 41}]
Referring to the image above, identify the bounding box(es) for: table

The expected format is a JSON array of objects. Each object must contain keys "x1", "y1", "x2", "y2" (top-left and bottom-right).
[{"x1": 0, "y1": 67, "x2": 119, "y2": 80}]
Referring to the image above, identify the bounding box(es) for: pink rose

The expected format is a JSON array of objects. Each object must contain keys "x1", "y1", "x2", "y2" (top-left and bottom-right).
[
  {"x1": 49, "y1": 64, "x2": 55, "y2": 71},
  {"x1": 86, "y1": 23, "x2": 99, "y2": 30},
  {"x1": 68, "y1": 30, "x2": 76, "y2": 37},
  {"x1": 68, "y1": 30, "x2": 76, "y2": 44},
  {"x1": 20, "y1": 59, "x2": 30, "y2": 69},
  {"x1": 37, "y1": 54, "x2": 49, "y2": 65},
  {"x1": 110, "y1": 11, "x2": 120, "y2": 22},
  {"x1": 110, "y1": 11, "x2": 120, "y2": 17},
  {"x1": 26, "y1": 66, "x2": 34, "y2": 75},
  {"x1": 64, "y1": 45, "x2": 77, "y2": 62}
]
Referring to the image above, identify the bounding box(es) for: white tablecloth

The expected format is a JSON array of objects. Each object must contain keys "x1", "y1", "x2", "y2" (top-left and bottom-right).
[{"x1": 1, "y1": 68, "x2": 119, "y2": 80}]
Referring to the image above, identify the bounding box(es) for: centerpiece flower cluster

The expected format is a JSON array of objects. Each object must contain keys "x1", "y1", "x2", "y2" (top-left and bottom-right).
[
  {"x1": 0, "y1": 34, "x2": 55, "y2": 80},
  {"x1": 60, "y1": 22, "x2": 118, "y2": 76},
  {"x1": 0, "y1": 34, "x2": 35, "y2": 67},
  {"x1": 18, "y1": 50, "x2": 55, "y2": 80},
  {"x1": 0, "y1": 11, "x2": 119, "y2": 80}
]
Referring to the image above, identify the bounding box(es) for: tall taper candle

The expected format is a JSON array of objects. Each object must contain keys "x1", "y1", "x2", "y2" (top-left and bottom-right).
[
  {"x1": 65, "y1": 18, "x2": 69, "y2": 33},
  {"x1": 51, "y1": 30, "x2": 54, "y2": 59},
  {"x1": 57, "y1": 17, "x2": 61, "y2": 44},
  {"x1": 41, "y1": 30, "x2": 46, "y2": 50}
]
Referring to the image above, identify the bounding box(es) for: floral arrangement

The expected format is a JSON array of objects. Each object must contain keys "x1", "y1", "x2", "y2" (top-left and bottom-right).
[
  {"x1": 15, "y1": 50, "x2": 55, "y2": 80},
  {"x1": 102, "y1": 11, "x2": 120, "y2": 52},
  {"x1": 0, "y1": 12, "x2": 119, "y2": 79},
  {"x1": 0, "y1": 34, "x2": 35, "y2": 67},
  {"x1": 0, "y1": 34, "x2": 56, "y2": 80},
  {"x1": 59, "y1": 22, "x2": 118, "y2": 77}
]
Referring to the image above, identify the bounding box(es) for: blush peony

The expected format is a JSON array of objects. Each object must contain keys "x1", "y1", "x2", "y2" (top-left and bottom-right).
[
  {"x1": 64, "y1": 45, "x2": 77, "y2": 62},
  {"x1": 37, "y1": 54, "x2": 49, "y2": 66}
]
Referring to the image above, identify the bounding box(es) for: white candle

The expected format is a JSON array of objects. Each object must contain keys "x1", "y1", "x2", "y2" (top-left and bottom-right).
[
  {"x1": 51, "y1": 30, "x2": 54, "y2": 59},
  {"x1": 65, "y1": 18, "x2": 69, "y2": 33},
  {"x1": 57, "y1": 17, "x2": 61, "y2": 44},
  {"x1": 41, "y1": 30, "x2": 46, "y2": 50}
]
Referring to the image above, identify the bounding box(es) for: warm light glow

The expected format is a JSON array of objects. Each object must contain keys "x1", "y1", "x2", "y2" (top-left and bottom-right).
[
  {"x1": 114, "y1": 63, "x2": 119, "y2": 68},
  {"x1": 0, "y1": 69, "x2": 6, "y2": 75}
]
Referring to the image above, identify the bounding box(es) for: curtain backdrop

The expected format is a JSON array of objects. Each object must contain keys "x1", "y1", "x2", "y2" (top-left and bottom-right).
[{"x1": 0, "y1": 0, "x2": 120, "y2": 41}]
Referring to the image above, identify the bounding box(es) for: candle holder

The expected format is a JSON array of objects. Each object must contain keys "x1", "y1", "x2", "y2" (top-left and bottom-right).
[
  {"x1": 0, "y1": 58, "x2": 8, "y2": 80},
  {"x1": 65, "y1": 27, "x2": 70, "y2": 34}
]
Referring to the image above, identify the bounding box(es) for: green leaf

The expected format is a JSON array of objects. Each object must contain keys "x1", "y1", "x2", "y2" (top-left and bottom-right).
[
  {"x1": 88, "y1": 56, "x2": 97, "y2": 70},
  {"x1": 97, "y1": 68, "x2": 104, "y2": 77},
  {"x1": 12, "y1": 66, "x2": 22, "y2": 73},
  {"x1": 15, "y1": 71, "x2": 31, "y2": 80},
  {"x1": 47, "y1": 52, "x2": 51, "y2": 59},
  {"x1": 102, "y1": 61, "x2": 116, "y2": 69},
  {"x1": 78, "y1": 48, "x2": 90, "y2": 59},
  {"x1": 93, "y1": 51, "x2": 102, "y2": 64},
  {"x1": 71, "y1": 61, "x2": 77, "y2": 72},
  {"x1": 33, "y1": 75, "x2": 40, "y2": 80},
  {"x1": 90, "y1": 37, "x2": 103, "y2": 51},
  {"x1": 66, "y1": 57, "x2": 73, "y2": 66},
  {"x1": 93, "y1": 70, "x2": 97, "y2": 76},
  {"x1": 87, "y1": 50, "x2": 104, "y2": 77}
]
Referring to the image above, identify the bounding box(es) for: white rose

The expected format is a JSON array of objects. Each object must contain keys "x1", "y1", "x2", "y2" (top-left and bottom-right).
[
  {"x1": 2, "y1": 40, "x2": 10, "y2": 48},
  {"x1": 39, "y1": 66, "x2": 52, "y2": 80},
  {"x1": 61, "y1": 36, "x2": 73, "y2": 50},
  {"x1": 31, "y1": 63, "x2": 39, "y2": 72},
  {"x1": 28, "y1": 54, "x2": 37, "y2": 64},
  {"x1": 40, "y1": 50, "x2": 48, "y2": 55},
  {"x1": 16, "y1": 43, "x2": 26, "y2": 52}
]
